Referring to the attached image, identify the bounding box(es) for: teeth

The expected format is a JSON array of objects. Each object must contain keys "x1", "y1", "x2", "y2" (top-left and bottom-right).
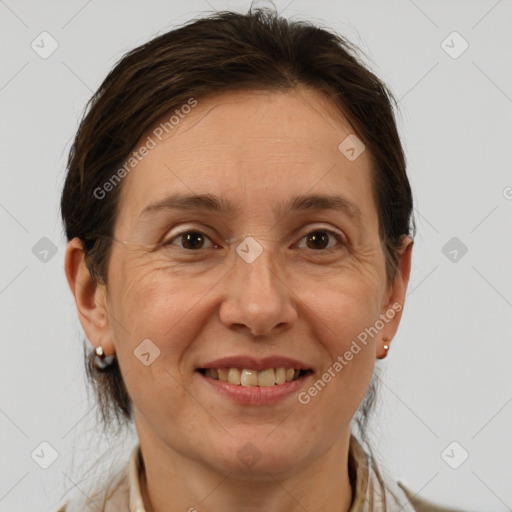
[
  {"x1": 203, "y1": 367, "x2": 306, "y2": 386},
  {"x1": 258, "y1": 368, "x2": 275, "y2": 387},
  {"x1": 241, "y1": 369, "x2": 258, "y2": 386},
  {"x1": 228, "y1": 368, "x2": 241, "y2": 385},
  {"x1": 275, "y1": 367, "x2": 286, "y2": 385}
]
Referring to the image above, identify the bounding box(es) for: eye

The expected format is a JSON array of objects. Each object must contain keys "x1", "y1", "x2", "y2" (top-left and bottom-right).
[
  {"x1": 162, "y1": 230, "x2": 219, "y2": 251},
  {"x1": 296, "y1": 229, "x2": 345, "y2": 251},
  {"x1": 160, "y1": 228, "x2": 345, "y2": 252}
]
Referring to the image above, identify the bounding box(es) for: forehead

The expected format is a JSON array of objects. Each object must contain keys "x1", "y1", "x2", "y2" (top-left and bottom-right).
[
  {"x1": 143, "y1": 87, "x2": 359, "y2": 161},
  {"x1": 115, "y1": 87, "x2": 377, "y2": 232}
]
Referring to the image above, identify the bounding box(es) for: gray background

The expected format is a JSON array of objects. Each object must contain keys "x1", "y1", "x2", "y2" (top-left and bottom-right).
[{"x1": 1, "y1": 0, "x2": 511, "y2": 510}]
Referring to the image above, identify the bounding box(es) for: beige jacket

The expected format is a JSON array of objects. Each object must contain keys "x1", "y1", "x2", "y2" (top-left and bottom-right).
[{"x1": 49, "y1": 436, "x2": 466, "y2": 512}]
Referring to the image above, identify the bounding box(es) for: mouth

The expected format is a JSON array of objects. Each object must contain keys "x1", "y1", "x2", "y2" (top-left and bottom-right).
[{"x1": 196, "y1": 367, "x2": 313, "y2": 387}]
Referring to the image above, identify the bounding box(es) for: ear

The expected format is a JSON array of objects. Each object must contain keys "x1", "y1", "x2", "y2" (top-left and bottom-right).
[
  {"x1": 64, "y1": 237, "x2": 116, "y2": 356},
  {"x1": 378, "y1": 236, "x2": 413, "y2": 356}
]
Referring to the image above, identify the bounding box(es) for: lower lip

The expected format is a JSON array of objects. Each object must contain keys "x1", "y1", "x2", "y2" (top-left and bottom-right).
[{"x1": 197, "y1": 371, "x2": 312, "y2": 405}]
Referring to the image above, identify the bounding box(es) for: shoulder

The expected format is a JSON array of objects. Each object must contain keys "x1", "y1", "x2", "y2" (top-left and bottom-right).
[
  {"x1": 45, "y1": 444, "x2": 138, "y2": 512},
  {"x1": 397, "y1": 480, "x2": 469, "y2": 512}
]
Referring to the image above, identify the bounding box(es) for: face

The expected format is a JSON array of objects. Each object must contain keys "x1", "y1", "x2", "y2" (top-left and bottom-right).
[{"x1": 85, "y1": 87, "x2": 411, "y2": 477}]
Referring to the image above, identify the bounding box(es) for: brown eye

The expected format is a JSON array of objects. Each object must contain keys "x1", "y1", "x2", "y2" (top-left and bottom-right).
[
  {"x1": 306, "y1": 231, "x2": 328, "y2": 249},
  {"x1": 298, "y1": 230, "x2": 344, "y2": 251},
  {"x1": 163, "y1": 230, "x2": 217, "y2": 250},
  {"x1": 181, "y1": 232, "x2": 206, "y2": 250}
]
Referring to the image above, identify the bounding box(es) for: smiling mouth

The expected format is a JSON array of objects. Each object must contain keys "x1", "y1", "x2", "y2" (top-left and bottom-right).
[{"x1": 197, "y1": 367, "x2": 312, "y2": 387}]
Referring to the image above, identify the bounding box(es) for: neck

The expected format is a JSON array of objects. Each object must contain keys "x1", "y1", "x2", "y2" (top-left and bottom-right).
[{"x1": 136, "y1": 426, "x2": 355, "y2": 512}]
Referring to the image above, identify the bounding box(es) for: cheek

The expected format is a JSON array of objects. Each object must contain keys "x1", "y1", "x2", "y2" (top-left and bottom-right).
[
  {"x1": 301, "y1": 268, "x2": 385, "y2": 345},
  {"x1": 112, "y1": 257, "x2": 210, "y2": 325},
  {"x1": 110, "y1": 272, "x2": 205, "y2": 429},
  {"x1": 109, "y1": 266, "x2": 225, "y2": 392},
  {"x1": 110, "y1": 244, "x2": 386, "y2": 357},
  {"x1": 298, "y1": 280, "x2": 379, "y2": 420}
]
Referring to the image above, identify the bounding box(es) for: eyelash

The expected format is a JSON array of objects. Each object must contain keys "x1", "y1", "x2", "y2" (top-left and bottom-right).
[{"x1": 161, "y1": 228, "x2": 346, "y2": 253}]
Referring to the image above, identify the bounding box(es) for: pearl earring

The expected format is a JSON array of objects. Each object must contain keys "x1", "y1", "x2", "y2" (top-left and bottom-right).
[
  {"x1": 94, "y1": 344, "x2": 115, "y2": 369},
  {"x1": 95, "y1": 345, "x2": 106, "y2": 359}
]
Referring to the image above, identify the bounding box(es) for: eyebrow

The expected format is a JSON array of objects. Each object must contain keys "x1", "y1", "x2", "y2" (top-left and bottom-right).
[{"x1": 139, "y1": 192, "x2": 363, "y2": 226}]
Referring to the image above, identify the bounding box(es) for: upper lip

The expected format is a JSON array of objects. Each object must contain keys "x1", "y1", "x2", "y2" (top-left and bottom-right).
[{"x1": 198, "y1": 356, "x2": 312, "y2": 372}]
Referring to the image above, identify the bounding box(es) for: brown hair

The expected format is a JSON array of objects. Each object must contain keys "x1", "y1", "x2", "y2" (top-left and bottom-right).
[{"x1": 61, "y1": 4, "x2": 414, "y2": 505}]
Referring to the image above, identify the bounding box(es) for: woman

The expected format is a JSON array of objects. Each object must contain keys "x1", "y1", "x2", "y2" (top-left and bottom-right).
[{"x1": 58, "y1": 6, "x2": 462, "y2": 512}]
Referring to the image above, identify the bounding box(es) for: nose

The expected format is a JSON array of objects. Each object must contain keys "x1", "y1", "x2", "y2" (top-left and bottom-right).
[{"x1": 218, "y1": 241, "x2": 298, "y2": 337}]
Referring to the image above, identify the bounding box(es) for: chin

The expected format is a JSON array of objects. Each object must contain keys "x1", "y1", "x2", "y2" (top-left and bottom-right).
[{"x1": 207, "y1": 433, "x2": 309, "y2": 479}]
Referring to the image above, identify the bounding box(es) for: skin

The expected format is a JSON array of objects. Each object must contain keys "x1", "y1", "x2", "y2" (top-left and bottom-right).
[{"x1": 65, "y1": 86, "x2": 412, "y2": 512}]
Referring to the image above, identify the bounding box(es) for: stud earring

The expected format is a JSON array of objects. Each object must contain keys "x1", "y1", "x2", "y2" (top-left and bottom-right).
[
  {"x1": 94, "y1": 344, "x2": 115, "y2": 369},
  {"x1": 377, "y1": 337, "x2": 390, "y2": 359},
  {"x1": 95, "y1": 345, "x2": 106, "y2": 359}
]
